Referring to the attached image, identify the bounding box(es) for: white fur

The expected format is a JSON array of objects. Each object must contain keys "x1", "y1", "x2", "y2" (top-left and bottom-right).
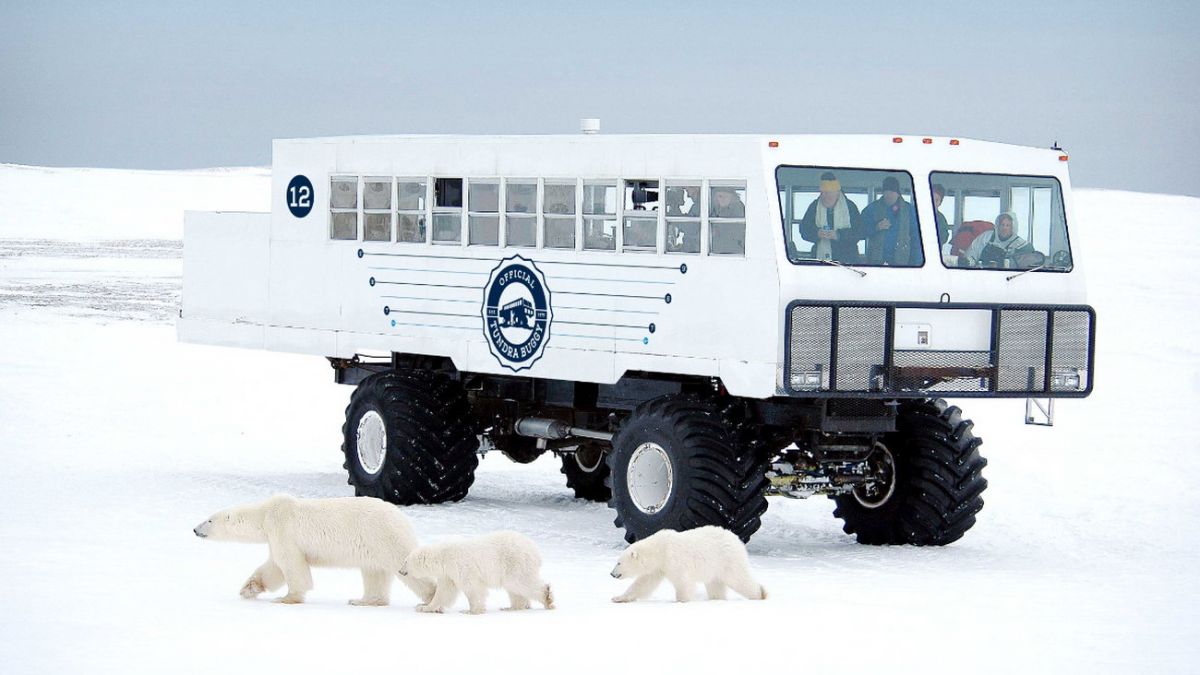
[
  {"x1": 194, "y1": 494, "x2": 434, "y2": 606},
  {"x1": 400, "y1": 531, "x2": 554, "y2": 615},
  {"x1": 610, "y1": 526, "x2": 767, "y2": 603}
]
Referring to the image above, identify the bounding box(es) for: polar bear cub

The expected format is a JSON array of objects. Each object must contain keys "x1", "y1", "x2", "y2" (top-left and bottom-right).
[
  {"x1": 611, "y1": 526, "x2": 767, "y2": 603},
  {"x1": 400, "y1": 531, "x2": 554, "y2": 615},
  {"x1": 194, "y1": 494, "x2": 435, "y2": 606}
]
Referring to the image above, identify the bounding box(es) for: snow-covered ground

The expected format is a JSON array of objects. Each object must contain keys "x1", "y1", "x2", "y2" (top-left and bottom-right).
[{"x1": 0, "y1": 165, "x2": 1197, "y2": 674}]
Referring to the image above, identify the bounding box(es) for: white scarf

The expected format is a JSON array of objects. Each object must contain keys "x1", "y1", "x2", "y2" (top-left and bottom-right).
[{"x1": 814, "y1": 194, "x2": 851, "y2": 260}]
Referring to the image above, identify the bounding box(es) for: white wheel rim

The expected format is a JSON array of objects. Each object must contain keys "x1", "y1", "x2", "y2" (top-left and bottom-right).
[
  {"x1": 574, "y1": 446, "x2": 605, "y2": 472},
  {"x1": 627, "y1": 442, "x2": 673, "y2": 514},
  {"x1": 356, "y1": 410, "x2": 387, "y2": 476},
  {"x1": 853, "y1": 442, "x2": 897, "y2": 509}
]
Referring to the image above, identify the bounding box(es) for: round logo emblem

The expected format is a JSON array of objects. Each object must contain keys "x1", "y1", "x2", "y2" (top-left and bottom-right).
[
  {"x1": 482, "y1": 255, "x2": 552, "y2": 372},
  {"x1": 286, "y1": 175, "x2": 313, "y2": 218}
]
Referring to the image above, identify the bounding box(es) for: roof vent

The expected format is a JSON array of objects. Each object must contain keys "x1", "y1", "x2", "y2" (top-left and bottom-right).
[{"x1": 580, "y1": 118, "x2": 600, "y2": 135}]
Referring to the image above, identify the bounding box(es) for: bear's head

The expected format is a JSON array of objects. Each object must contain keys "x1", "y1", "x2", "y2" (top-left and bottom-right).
[
  {"x1": 193, "y1": 504, "x2": 267, "y2": 543},
  {"x1": 398, "y1": 546, "x2": 437, "y2": 579},
  {"x1": 611, "y1": 540, "x2": 656, "y2": 579}
]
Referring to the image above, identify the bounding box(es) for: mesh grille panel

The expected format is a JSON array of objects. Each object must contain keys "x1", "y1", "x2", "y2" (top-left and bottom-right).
[
  {"x1": 788, "y1": 306, "x2": 832, "y2": 390},
  {"x1": 1051, "y1": 310, "x2": 1091, "y2": 391},
  {"x1": 835, "y1": 307, "x2": 887, "y2": 391},
  {"x1": 998, "y1": 310, "x2": 1048, "y2": 391}
]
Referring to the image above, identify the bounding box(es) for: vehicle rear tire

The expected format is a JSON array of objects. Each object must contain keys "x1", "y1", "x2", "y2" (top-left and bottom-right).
[
  {"x1": 606, "y1": 395, "x2": 768, "y2": 544},
  {"x1": 561, "y1": 444, "x2": 611, "y2": 502},
  {"x1": 341, "y1": 370, "x2": 480, "y2": 504},
  {"x1": 832, "y1": 398, "x2": 987, "y2": 545}
]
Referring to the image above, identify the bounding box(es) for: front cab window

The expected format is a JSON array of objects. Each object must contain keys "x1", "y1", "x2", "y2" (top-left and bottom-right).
[
  {"x1": 776, "y1": 167, "x2": 923, "y2": 267},
  {"x1": 932, "y1": 172, "x2": 1072, "y2": 272}
]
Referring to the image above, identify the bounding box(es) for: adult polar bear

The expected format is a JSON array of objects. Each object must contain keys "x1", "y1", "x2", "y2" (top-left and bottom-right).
[
  {"x1": 400, "y1": 531, "x2": 554, "y2": 614},
  {"x1": 194, "y1": 494, "x2": 435, "y2": 606},
  {"x1": 610, "y1": 527, "x2": 767, "y2": 603}
]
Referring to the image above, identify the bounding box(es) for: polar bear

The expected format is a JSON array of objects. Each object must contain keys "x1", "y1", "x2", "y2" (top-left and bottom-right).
[
  {"x1": 399, "y1": 531, "x2": 554, "y2": 615},
  {"x1": 193, "y1": 494, "x2": 435, "y2": 606},
  {"x1": 610, "y1": 526, "x2": 767, "y2": 603}
]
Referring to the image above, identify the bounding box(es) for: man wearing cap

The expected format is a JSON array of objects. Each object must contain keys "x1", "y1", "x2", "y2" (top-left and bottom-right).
[
  {"x1": 861, "y1": 175, "x2": 921, "y2": 265},
  {"x1": 796, "y1": 172, "x2": 863, "y2": 262}
]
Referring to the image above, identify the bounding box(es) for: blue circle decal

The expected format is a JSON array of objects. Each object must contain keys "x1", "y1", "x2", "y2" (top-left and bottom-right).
[
  {"x1": 286, "y1": 175, "x2": 314, "y2": 218},
  {"x1": 482, "y1": 255, "x2": 552, "y2": 372}
]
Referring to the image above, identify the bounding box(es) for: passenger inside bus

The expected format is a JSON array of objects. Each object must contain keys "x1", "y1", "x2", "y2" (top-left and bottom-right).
[
  {"x1": 711, "y1": 187, "x2": 745, "y2": 218},
  {"x1": 861, "y1": 176, "x2": 921, "y2": 266},
  {"x1": 932, "y1": 183, "x2": 951, "y2": 245},
  {"x1": 959, "y1": 212, "x2": 1037, "y2": 268},
  {"x1": 797, "y1": 172, "x2": 864, "y2": 263}
]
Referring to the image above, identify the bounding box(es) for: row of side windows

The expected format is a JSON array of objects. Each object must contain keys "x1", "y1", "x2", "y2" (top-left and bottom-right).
[{"x1": 328, "y1": 176, "x2": 747, "y2": 256}]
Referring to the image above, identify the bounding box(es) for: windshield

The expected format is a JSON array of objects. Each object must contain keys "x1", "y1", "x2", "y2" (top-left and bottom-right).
[
  {"x1": 776, "y1": 166, "x2": 924, "y2": 268},
  {"x1": 931, "y1": 172, "x2": 1072, "y2": 272}
]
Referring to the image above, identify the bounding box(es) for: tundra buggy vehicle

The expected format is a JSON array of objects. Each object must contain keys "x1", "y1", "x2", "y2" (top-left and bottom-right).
[{"x1": 179, "y1": 132, "x2": 1094, "y2": 546}]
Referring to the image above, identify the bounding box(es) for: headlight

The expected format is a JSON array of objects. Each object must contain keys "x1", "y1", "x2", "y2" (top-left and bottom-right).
[
  {"x1": 1050, "y1": 367, "x2": 1083, "y2": 391},
  {"x1": 789, "y1": 370, "x2": 824, "y2": 391}
]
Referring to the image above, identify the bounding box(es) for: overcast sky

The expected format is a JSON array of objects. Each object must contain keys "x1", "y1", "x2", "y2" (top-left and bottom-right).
[{"x1": 2, "y1": 1, "x2": 1197, "y2": 196}]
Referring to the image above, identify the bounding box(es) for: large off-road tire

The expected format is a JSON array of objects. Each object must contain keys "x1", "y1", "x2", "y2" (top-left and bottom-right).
[
  {"x1": 606, "y1": 395, "x2": 768, "y2": 544},
  {"x1": 341, "y1": 370, "x2": 480, "y2": 504},
  {"x1": 561, "y1": 443, "x2": 611, "y2": 502},
  {"x1": 833, "y1": 399, "x2": 987, "y2": 546}
]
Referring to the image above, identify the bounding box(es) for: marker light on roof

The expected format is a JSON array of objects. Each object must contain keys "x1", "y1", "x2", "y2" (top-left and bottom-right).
[
  {"x1": 922, "y1": 138, "x2": 933, "y2": 144},
  {"x1": 768, "y1": 141, "x2": 779, "y2": 148},
  {"x1": 949, "y1": 139, "x2": 960, "y2": 146},
  {"x1": 893, "y1": 137, "x2": 903, "y2": 143},
  {"x1": 1059, "y1": 155, "x2": 1069, "y2": 162}
]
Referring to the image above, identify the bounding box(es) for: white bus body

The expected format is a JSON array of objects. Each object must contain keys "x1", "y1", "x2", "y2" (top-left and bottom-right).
[{"x1": 179, "y1": 134, "x2": 1092, "y2": 400}]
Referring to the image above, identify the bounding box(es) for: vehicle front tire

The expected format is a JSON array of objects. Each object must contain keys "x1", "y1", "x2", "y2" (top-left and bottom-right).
[
  {"x1": 832, "y1": 399, "x2": 987, "y2": 545},
  {"x1": 341, "y1": 370, "x2": 480, "y2": 504},
  {"x1": 606, "y1": 395, "x2": 768, "y2": 544}
]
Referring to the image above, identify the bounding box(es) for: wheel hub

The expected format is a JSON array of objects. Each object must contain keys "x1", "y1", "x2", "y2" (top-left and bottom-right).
[
  {"x1": 852, "y1": 442, "x2": 896, "y2": 509},
  {"x1": 627, "y1": 442, "x2": 673, "y2": 514},
  {"x1": 356, "y1": 410, "x2": 387, "y2": 476}
]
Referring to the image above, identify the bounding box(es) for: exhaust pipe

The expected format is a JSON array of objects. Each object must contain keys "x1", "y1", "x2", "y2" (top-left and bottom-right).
[{"x1": 514, "y1": 417, "x2": 613, "y2": 442}]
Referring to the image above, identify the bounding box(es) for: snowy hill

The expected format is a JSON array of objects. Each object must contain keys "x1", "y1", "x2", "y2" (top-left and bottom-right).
[
  {"x1": 0, "y1": 165, "x2": 1198, "y2": 674},
  {"x1": 0, "y1": 163, "x2": 270, "y2": 240}
]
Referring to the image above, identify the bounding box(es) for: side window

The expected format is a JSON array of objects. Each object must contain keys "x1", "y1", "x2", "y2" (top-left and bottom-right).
[
  {"x1": 542, "y1": 181, "x2": 577, "y2": 249},
  {"x1": 363, "y1": 178, "x2": 392, "y2": 242},
  {"x1": 708, "y1": 182, "x2": 746, "y2": 255},
  {"x1": 468, "y1": 180, "x2": 499, "y2": 246},
  {"x1": 396, "y1": 179, "x2": 427, "y2": 243},
  {"x1": 505, "y1": 180, "x2": 537, "y2": 248},
  {"x1": 330, "y1": 176, "x2": 358, "y2": 240},
  {"x1": 582, "y1": 181, "x2": 617, "y2": 251},
  {"x1": 665, "y1": 182, "x2": 701, "y2": 254},
  {"x1": 432, "y1": 178, "x2": 463, "y2": 243},
  {"x1": 622, "y1": 179, "x2": 659, "y2": 252}
]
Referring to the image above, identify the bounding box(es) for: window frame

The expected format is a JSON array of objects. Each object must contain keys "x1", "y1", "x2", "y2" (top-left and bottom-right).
[
  {"x1": 431, "y1": 176, "x2": 465, "y2": 245},
  {"x1": 774, "y1": 165, "x2": 925, "y2": 268},
  {"x1": 707, "y1": 178, "x2": 748, "y2": 257},
  {"x1": 329, "y1": 174, "x2": 360, "y2": 241},
  {"x1": 361, "y1": 176, "x2": 394, "y2": 243},
  {"x1": 930, "y1": 170, "x2": 1072, "y2": 274},
  {"x1": 664, "y1": 179, "x2": 704, "y2": 256}
]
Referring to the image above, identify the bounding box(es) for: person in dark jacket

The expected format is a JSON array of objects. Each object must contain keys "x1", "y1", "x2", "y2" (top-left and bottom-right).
[
  {"x1": 861, "y1": 175, "x2": 921, "y2": 265},
  {"x1": 796, "y1": 172, "x2": 863, "y2": 262},
  {"x1": 932, "y1": 183, "x2": 952, "y2": 245}
]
